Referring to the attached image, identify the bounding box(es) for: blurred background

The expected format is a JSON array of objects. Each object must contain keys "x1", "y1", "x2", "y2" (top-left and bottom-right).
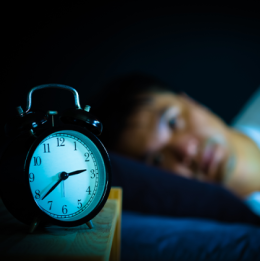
[{"x1": 2, "y1": 2, "x2": 260, "y2": 138}]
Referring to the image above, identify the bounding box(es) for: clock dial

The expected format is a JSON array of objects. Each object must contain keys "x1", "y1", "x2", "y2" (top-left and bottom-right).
[{"x1": 28, "y1": 130, "x2": 106, "y2": 222}]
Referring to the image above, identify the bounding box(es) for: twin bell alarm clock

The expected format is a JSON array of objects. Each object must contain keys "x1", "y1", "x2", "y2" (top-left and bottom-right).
[{"x1": 0, "y1": 84, "x2": 111, "y2": 232}]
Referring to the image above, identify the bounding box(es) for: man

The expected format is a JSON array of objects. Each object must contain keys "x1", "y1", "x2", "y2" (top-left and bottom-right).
[
  {"x1": 92, "y1": 74, "x2": 260, "y2": 260},
  {"x1": 93, "y1": 73, "x2": 260, "y2": 198}
]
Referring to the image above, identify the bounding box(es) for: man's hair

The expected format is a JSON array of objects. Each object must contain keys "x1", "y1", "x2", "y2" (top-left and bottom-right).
[{"x1": 91, "y1": 73, "x2": 172, "y2": 150}]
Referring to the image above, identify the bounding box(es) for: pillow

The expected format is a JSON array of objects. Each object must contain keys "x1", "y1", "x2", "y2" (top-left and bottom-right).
[{"x1": 109, "y1": 152, "x2": 260, "y2": 225}]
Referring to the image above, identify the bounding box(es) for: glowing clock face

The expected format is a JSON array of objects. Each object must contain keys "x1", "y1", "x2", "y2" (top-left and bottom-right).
[{"x1": 28, "y1": 130, "x2": 107, "y2": 222}]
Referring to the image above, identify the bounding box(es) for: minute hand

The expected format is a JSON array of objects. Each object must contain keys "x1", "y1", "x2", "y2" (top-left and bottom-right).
[{"x1": 42, "y1": 178, "x2": 62, "y2": 200}]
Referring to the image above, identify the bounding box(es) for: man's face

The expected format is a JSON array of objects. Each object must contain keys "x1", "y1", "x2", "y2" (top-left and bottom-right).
[{"x1": 116, "y1": 92, "x2": 233, "y2": 182}]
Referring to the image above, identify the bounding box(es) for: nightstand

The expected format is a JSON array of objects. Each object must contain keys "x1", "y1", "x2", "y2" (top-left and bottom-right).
[{"x1": 0, "y1": 187, "x2": 122, "y2": 261}]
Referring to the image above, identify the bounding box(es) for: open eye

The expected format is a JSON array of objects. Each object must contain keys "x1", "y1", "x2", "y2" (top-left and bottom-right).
[
  {"x1": 143, "y1": 153, "x2": 164, "y2": 166},
  {"x1": 168, "y1": 118, "x2": 177, "y2": 129},
  {"x1": 161, "y1": 106, "x2": 179, "y2": 131},
  {"x1": 152, "y1": 154, "x2": 164, "y2": 166}
]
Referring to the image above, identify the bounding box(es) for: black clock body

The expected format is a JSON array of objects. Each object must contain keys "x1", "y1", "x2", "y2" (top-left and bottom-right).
[{"x1": 0, "y1": 124, "x2": 112, "y2": 227}]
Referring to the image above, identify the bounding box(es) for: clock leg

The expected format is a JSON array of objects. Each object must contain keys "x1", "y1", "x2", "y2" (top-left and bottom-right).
[
  {"x1": 86, "y1": 220, "x2": 94, "y2": 229},
  {"x1": 29, "y1": 217, "x2": 40, "y2": 233}
]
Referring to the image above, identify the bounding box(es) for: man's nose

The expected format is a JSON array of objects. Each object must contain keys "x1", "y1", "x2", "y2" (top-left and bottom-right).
[{"x1": 169, "y1": 135, "x2": 199, "y2": 162}]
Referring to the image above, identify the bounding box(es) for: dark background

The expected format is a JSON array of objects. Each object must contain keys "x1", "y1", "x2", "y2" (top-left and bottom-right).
[{"x1": 2, "y1": 2, "x2": 260, "y2": 139}]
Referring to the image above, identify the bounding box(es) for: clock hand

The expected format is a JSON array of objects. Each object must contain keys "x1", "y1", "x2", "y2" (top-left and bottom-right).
[
  {"x1": 42, "y1": 179, "x2": 62, "y2": 200},
  {"x1": 42, "y1": 170, "x2": 86, "y2": 200},
  {"x1": 42, "y1": 172, "x2": 69, "y2": 200},
  {"x1": 62, "y1": 180, "x2": 65, "y2": 198},
  {"x1": 68, "y1": 169, "x2": 86, "y2": 176}
]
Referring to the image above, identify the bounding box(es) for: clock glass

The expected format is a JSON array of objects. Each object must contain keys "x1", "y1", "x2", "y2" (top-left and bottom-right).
[{"x1": 28, "y1": 129, "x2": 107, "y2": 222}]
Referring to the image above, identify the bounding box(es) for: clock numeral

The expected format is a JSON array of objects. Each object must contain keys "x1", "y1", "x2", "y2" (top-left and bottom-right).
[
  {"x1": 77, "y1": 199, "x2": 82, "y2": 209},
  {"x1": 48, "y1": 201, "x2": 53, "y2": 210},
  {"x1": 74, "y1": 142, "x2": 77, "y2": 151},
  {"x1": 43, "y1": 143, "x2": 50, "y2": 153},
  {"x1": 86, "y1": 186, "x2": 91, "y2": 195},
  {"x1": 35, "y1": 190, "x2": 40, "y2": 199},
  {"x1": 33, "y1": 157, "x2": 41, "y2": 166},
  {"x1": 84, "y1": 152, "x2": 90, "y2": 162},
  {"x1": 90, "y1": 169, "x2": 95, "y2": 179},
  {"x1": 29, "y1": 173, "x2": 35, "y2": 182},
  {"x1": 57, "y1": 138, "x2": 65, "y2": 147},
  {"x1": 62, "y1": 205, "x2": 68, "y2": 214}
]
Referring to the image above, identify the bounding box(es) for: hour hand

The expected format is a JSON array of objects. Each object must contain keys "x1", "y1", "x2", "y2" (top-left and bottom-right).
[{"x1": 68, "y1": 169, "x2": 86, "y2": 176}]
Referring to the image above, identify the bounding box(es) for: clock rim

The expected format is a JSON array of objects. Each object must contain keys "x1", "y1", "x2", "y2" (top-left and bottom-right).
[{"x1": 24, "y1": 124, "x2": 112, "y2": 227}]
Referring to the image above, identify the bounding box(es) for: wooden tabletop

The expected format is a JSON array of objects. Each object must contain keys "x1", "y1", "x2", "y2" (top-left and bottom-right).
[{"x1": 0, "y1": 190, "x2": 121, "y2": 261}]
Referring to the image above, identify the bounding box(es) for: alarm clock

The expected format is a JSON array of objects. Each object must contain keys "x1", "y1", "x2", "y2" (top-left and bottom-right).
[{"x1": 0, "y1": 84, "x2": 111, "y2": 231}]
